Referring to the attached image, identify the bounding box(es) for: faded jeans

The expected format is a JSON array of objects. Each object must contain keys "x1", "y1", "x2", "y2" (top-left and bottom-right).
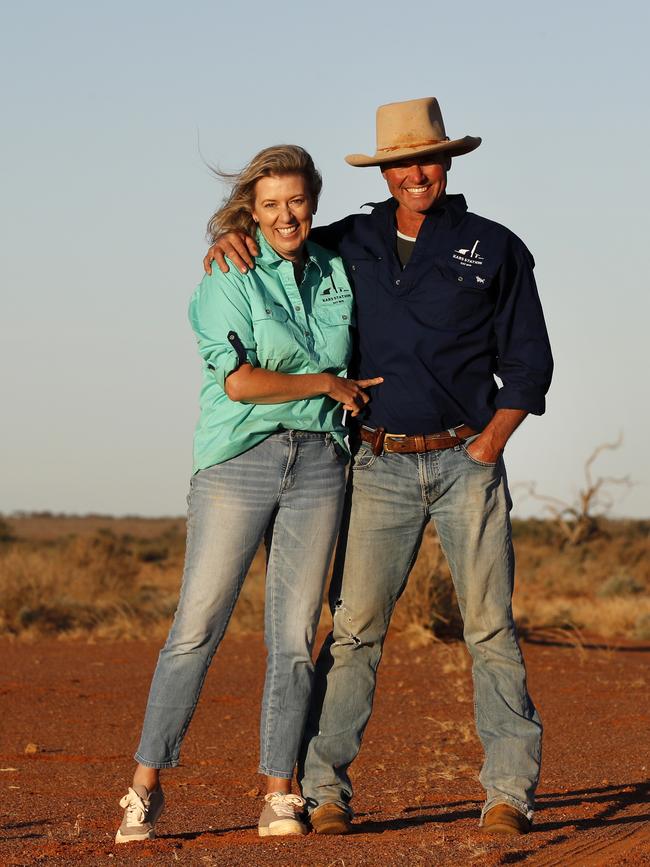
[
  {"x1": 298, "y1": 437, "x2": 542, "y2": 819},
  {"x1": 135, "y1": 431, "x2": 347, "y2": 778}
]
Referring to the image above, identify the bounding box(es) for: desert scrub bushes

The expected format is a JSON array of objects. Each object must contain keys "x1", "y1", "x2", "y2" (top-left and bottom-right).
[
  {"x1": 512, "y1": 518, "x2": 650, "y2": 640},
  {"x1": 0, "y1": 517, "x2": 16, "y2": 543},
  {"x1": 1, "y1": 514, "x2": 648, "y2": 641},
  {"x1": 395, "y1": 518, "x2": 650, "y2": 643},
  {"x1": 0, "y1": 527, "x2": 184, "y2": 638},
  {"x1": 0, "y1": 517, "x2": 268, "y2": 639}
]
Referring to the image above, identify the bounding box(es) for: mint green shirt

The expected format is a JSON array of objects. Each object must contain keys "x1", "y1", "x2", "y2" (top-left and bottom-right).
[{"x1": 188, "y1": 232, "x2": 355, "y2": 472}]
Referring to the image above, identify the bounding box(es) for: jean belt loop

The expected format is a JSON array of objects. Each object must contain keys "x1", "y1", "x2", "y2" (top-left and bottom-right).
[{"x1": 372, "y1": 427, "x2": 386, "y2": 456}]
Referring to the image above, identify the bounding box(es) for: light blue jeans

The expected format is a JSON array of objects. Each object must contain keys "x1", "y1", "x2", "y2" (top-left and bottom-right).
[
  {"x1": 135, "y1": 431, "x2": 347, "y2": 778},
  {"x1": 299, "y1": 437, "x2": 542, "y2": 820}
]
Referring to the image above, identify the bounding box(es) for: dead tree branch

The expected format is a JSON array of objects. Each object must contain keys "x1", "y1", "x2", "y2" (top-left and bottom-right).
[{"x1": 523, "y1": 435, "x2": 631, "y2": 545}]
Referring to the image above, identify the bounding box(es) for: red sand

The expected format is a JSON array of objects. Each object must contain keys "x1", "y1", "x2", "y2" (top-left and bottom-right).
[{"x1": 1, "y1": 632, "x2": 649, "y2": 865}]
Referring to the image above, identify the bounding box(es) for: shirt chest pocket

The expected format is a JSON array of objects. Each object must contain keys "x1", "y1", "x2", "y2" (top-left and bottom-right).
[
  {"x1": 412, "y1": 267, "x2": 496, "y2": 328},
  {"x1": 347, "y1": 257, "x2": 383, "y2": 316},
  {"x1": 348, "y1": 257, "x2": 381, "y2": 279},
  {"x1": 313, "y1": 304, "x2": 354, "y2": 368},
  {"x1": 252, "y1": 302, "x2": 302, "y2": 366},
  {"x1": 315, "y1": 305, "x2": 354, "y2": 327}
]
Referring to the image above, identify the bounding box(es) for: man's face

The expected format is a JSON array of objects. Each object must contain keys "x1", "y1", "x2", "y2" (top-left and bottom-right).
[{"x1": 380, "y1": 155, "x2": 450, "y2": 214}]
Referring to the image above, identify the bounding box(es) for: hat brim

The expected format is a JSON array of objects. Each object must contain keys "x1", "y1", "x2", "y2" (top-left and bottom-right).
[{"x1": 345, "y1": 135, "x2": 481, "y2": 167}]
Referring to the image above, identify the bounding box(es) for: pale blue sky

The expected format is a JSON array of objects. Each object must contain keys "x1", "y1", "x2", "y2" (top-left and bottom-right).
[{"x1": 1, "y1": 1, "x2": 648, "y2": 517}]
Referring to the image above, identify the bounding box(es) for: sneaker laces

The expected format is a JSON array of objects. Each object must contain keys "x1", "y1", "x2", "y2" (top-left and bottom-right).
[
  {"x1": 119, "y1": 787, "x2": 148, "y2": 827},
  {"x1": 264, "y1": 792, "x2": 305, "y2": 818}
]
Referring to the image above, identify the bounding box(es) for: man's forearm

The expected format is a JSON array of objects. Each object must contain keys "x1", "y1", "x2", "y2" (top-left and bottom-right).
[{"x1": 469, "y1": 408, "x2": 528, "y2": 463}]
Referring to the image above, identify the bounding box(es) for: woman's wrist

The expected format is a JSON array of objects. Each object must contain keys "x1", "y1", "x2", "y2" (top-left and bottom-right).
[{"x1": 315, "y1": 372, "x2": 334, "y2": 397}]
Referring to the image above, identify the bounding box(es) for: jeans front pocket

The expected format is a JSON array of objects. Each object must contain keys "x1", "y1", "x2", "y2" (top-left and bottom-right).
[
  {"x1": 460, "y1": 444, "x2": 499, "y2": 468},
  {"x1": 351, "y1": 441, "x2": 378, "y2": 471}
]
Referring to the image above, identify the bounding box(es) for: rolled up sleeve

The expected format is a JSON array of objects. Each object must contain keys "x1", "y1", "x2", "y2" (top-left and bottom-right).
[
  {"x1": 188, "y1": 271, "x2": 258, "y2": 390},
  {"x1": 493, "y1": 238, "x2": 554, "y2": 415}
]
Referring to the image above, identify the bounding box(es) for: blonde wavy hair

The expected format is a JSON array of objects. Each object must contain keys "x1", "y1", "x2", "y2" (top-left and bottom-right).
[{"x1": 207, "y1": 145, "x2": 323, "y2": 241}]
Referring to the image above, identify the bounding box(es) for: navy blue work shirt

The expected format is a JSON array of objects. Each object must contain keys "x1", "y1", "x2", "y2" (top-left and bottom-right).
[{"x1": 311, "y1": 194, "x2": 553, "y2": 434}]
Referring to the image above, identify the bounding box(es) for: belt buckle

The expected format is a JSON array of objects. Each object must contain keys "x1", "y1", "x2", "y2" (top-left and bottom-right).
[{"x1": 383, "y1": 432, "x2": 405, "y2": 454}]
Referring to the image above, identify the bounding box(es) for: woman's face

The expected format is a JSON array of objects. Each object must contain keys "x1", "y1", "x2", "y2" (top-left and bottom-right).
[{"x1": 251, "y1": 173, "x2": 314, "y2": 262}]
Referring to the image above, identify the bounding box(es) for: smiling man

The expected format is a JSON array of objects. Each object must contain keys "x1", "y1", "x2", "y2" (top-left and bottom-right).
[{"x1": 205, "y1": 97, "x2": 553, "y2": 837}]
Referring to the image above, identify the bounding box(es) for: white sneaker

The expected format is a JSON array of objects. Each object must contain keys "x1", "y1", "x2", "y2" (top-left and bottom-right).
[
  {"x1": 115, "y1": 784, "x2": 165, "y2": 843},
  {"x1": 258, "y1": 792, "x2": 308, "y2": 837}
]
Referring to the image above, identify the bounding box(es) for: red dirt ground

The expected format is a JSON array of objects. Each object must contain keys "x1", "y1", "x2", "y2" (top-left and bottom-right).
[{"x1": 1, "y1": 632, "x2": 649, "y2": 866}]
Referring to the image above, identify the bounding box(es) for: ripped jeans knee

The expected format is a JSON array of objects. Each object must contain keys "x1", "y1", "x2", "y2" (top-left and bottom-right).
[
  {"x1": 332, "y1": 598, "x2": 362, "y2": 647},
  {"x1": 331, "y1": 597, "x2": 386, "y2": 649}
]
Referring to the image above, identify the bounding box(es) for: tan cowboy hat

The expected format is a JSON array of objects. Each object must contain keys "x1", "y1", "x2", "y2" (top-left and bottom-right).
[{"x1": 345, "y1": 97, "x2": 481, "y2": 168}]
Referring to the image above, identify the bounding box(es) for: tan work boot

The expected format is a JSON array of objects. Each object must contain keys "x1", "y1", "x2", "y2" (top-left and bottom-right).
[
  {"x1": 481, "y1": 803, "x2": 531, "y2": 835},
  {"x1": 310, "y1": 802, "x2": 352, "y2": 835}
]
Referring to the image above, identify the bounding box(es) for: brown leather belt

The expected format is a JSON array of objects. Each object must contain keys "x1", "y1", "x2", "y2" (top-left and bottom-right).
[{"x1": 359, "y1": 424, "x2": 477, "y2": 455}]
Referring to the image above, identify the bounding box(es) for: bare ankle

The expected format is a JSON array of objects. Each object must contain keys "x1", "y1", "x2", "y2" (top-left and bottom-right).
[
  {"x1": 265, "y1": 776, "x2": 291, "y2": 795},
  {"x1": 132, "y1": 764, "x2": 161, "y2": 792}
]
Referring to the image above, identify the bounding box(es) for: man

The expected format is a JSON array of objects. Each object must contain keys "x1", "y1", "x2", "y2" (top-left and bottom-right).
[{"x1": 205, "y1": 97, "x2": 553, "y2": 836}]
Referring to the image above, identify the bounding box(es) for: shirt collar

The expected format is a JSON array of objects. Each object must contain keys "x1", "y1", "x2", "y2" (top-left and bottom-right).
[
  {"x1": 255, "y1": 229, "x2": 323, "y2": 276},
  {"x1": 371, "y1": 193, "x2": 468, "y2": 231}
]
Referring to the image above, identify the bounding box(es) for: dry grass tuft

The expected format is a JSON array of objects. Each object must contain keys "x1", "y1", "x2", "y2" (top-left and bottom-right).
[
  {"x1": 0, "y1": 534, "x2": 176, "y2": 637},
  {"x1": 393, "y1": 524, "x2": 464, "y2": 640}
]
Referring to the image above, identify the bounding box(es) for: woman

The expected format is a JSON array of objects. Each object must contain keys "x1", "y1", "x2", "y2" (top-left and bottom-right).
[{"x1": 115, "y1": 145, "x2": 381, "y2": 843}]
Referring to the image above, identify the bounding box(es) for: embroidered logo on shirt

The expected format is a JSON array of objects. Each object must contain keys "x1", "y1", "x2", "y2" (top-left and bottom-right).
[
  {"x1": 321, "y1": 276, "x2": 353, "y2": 304},
  {"x1": 453, "y1": 240, "x2": 484, "y2": 268},
  {"x1": 475, "y1": 275, "x2": 486, "y2": 285}
]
